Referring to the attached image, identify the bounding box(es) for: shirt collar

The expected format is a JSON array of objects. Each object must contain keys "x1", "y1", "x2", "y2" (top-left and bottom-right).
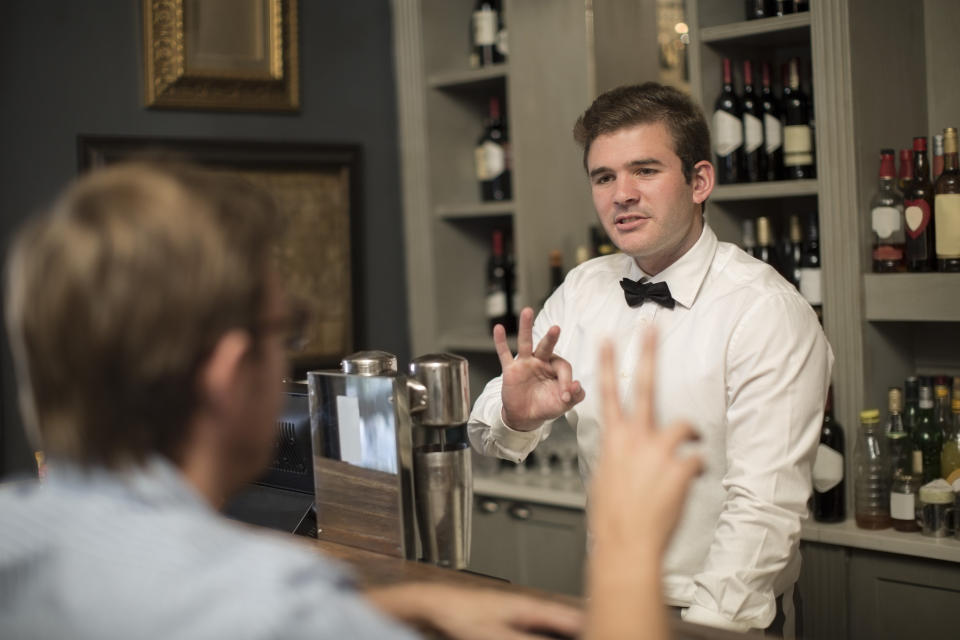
[{"x1": 626, "y1": 224, "x2": 718, "y2": 309}]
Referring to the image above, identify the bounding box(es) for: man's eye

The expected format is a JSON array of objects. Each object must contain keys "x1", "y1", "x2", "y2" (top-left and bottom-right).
[
  {"x1": 595, "y1": 175, "x2": 613, "y2": 185},
  {"x1": 636, "y1": 168, "x2": 656, "y2": 176}
]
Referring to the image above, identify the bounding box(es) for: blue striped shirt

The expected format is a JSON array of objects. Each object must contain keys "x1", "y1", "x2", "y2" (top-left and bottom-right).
[{"x1": 0, "y1": 457, "x2": 418, "y2": 639}]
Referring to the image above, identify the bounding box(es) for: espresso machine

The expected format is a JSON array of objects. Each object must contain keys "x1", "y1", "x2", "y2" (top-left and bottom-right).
[{"x1": 307, "y1": 351, "x2": 473, "y2": 568}]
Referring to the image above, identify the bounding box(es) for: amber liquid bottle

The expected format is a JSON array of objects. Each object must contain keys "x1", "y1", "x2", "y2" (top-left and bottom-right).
[
  {"x1": 904, "y1": 136, "x2": 936, "y2": 272},
  {"x1": 935, "y1": 127, "x2": 960, "y2": 272},
  {"x1": 854, "y1": 409, "x2": 892, "y2": 530}
]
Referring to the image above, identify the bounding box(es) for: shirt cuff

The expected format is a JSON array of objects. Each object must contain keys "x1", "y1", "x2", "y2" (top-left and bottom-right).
[
  {"x1": 681, "y1": 605, "x2": 753, "y2": 633},
  {"x1": 490, "y1": 408, "x2": 544, "y2": 463}
]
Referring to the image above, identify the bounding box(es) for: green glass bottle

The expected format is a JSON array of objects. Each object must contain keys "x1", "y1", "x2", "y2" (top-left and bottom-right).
[{"x1": 912, "y1": 383, "x2": 942, "y2": 483}]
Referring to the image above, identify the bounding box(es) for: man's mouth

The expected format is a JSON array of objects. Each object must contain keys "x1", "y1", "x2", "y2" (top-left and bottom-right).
[{"x1": 615, "y1": 213, "x2": 650, "y2": 229}]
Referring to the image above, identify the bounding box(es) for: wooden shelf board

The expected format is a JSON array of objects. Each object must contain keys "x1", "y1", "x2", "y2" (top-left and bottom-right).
[
  {"x1": 435, "y1": 201, "x2": 514, "y2": 219},
  {"x1": 864, "y1": 273, "x2": 960, "y2": 322},
  {"x1": 700, "y1": 13, "x2": 811, "y2": 46},
  {"x1": 427, "y1": 64, "x2": 509, "y2": 89},
  {"x1": 710, "y1": 179, "x2": 818, "y2": 201},
  {"x1": 802, "y1": 518, "x2": 960, "y2": 564}
]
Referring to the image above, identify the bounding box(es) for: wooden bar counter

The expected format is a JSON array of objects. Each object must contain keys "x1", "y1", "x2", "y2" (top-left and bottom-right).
[{"x1": 312, "y1": 539, "x2": 748, "y2": 639}]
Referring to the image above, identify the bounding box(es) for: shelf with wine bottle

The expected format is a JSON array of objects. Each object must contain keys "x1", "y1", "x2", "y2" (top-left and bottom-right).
[
  {"x1": 427, "y1": 64, "x2": 509, "y2": 90},
  {"x1": 435, "y1": 201, "x2": 513, "y2": 219},
  {"x1": 863, "y1": 273, "x2": 960, "y2": 322},
  {"x1": 710, "y1": 178, "x2": 818, "y2": 201},
  {"x1": 700, "y1": 11, "x2": 809, "y2": 45}
]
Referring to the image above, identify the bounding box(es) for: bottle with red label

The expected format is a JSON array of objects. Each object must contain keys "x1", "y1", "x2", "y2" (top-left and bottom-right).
[
  {"x1": 904, "y1": 136, "x2": 935, "y2": 272},
  {"x1": 871, "y1": 149, "x2": 906, "y2": 272}
]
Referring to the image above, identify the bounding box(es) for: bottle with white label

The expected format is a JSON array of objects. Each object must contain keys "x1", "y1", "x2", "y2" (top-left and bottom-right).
[
  {"x1": 871, "y1": 149, "x2": 906, "y2": 272},
  {"x1": 475, "y1": 96, "x2": 511, "y2": 201},
  {"x1": 904, "y1": 136, "x2": 935, "y2": 272},
  {"x1": 889, "y1": 470, "x2": 920, "y2": 532},
  {"x1": 798, "y1": 213, "x2": 822, "y2": 322},
  {"x1": 813, "y1": 387, "x2": 845, "y2": 522},
  {"x1": 713, "y1": 57, "x2": 744, "y2": 184},
  {"x1": 741, "y1": 60, "x2": 765, "y2": 182},
  {"x1": 471, "y1": 0, "x2": 503, "y2": 68},
  {"x1": 935, "y1": 127, "x2": 960, "y2": 272},
  {"x1": 486, "y1": 230, "x2": 516, "y2": 333},
  {"x1": 781, "y1": 58, "x2": 815, "y2": 179},
  {"x1": 760, "y1": 61, "x2": 782, "y2": 181}
]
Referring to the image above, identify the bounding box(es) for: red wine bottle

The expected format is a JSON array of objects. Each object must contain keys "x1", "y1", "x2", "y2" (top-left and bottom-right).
[
  {"x1": 741, "y1": 60, "x2": 766, "y2": 182},
  {"x1": 713, "y1": 58, "x2": 744, "y2": 184},
  {"x1": 486, "y1": 230, "x2": 516, "y2": 333},
  {"x1": 760, "y1": 62, "x2": 783, "y2": 181},
  {"x1": 904, "y1": 136, "x2": 936, "y2": 272},
  {"x1": 782, "y1": 58, "x2": 815, "y2": 179},
  {"x1": 813, "y1": 387, "x2": 845, "y2": 523},
  {"x1": 475, "y1": 96, "x2": 511, "y2": 201},
  {"x1": 471, "y1": 0, "x2": 503, "y2": 67}
]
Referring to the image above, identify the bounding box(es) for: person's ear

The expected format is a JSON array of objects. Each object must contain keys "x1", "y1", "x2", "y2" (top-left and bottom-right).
[
  {"x1": 690, "y1": 160, "x2": 714, "y2": 206},
  {"x1": 200, "y1": 329, "x2": 253, "y2": 412}
]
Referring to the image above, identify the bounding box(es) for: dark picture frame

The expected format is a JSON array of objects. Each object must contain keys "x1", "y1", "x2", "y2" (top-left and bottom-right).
[{"x1": 78, "y1": 135, "x2": 364, "y2": 371}]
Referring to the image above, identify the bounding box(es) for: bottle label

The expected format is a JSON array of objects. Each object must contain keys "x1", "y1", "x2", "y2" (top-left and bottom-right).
[
  {"x1": 475, "y1": 141, "x2": 505, "y2": 180},
  {"x1": 904, "y1": 199, "x2": 931, "y2": 239},
  {"x1": 783, "y1": 124, "x2": 813, "y2": 166},
  {"x1": 486, "y1": 290, "x2": 507, "y2": 317},
  {"x1": 935, "y1": 193, "x2": 960, "y2": 258},
  {"x1": 712, "y1": 110, "x2": 743, "y2": 157},
  {"x1": 799, "y1": 267, "x2": 822, "y2": 305},
  {"x1": 473, "y1": 10, "x2": 497, "y2": 46},
  {"x1": 890, "y1": 491, "x2": 916, "y2": 521},
  {"x1": 764, "y1": 113, "x2": 782, "y2": 154},
  {"x1": 743, "y1": 113, "x2": 763, "y2": 153},
  {"x1": 812, "y1": 443, "x2": 843, "y2": 492},
  {"x1": 871, "y1": 205, "x2": 903, "y2": 240},
  {"x1": 912, "y1": 449, "x2": 923, "y2": 475}
]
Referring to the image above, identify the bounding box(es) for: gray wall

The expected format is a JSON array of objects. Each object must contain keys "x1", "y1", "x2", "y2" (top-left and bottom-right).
[{"x1": 0, "y1": 1, "x2": 409, "y2": 475}]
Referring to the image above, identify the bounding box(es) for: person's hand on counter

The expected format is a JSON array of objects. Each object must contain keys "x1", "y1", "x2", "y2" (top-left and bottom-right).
[
  {"x1": 586, "y1": 330, "x2": 704, "y2": 640},
  {"x1": 495, "y1": 307, "x2": 585, "y2": 431},
  {"x1": 367, "y1": 582, "x2": 583, "y2": 640}
]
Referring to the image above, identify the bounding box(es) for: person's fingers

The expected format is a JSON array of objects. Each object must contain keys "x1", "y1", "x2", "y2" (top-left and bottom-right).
[
  {"x1": 506, "y1": 599, "x2": 584, "y2": 638},
  {"x1": 516, "y1": 307, "x2": 535, "y2": 357},
  {"x1": 632, "y1": 327, "x2": 659, "y2": 430},
  {"x1": 597, "y1": 340, "x2": 623, "y2": 427},
  {"x1": 493, "y1": 323, "x2": 514, "y2": 370},
  {"x1": 551, "y1": 356, "x2": 574, "y2": 404},
  {"x1": 533, "y1": 325, "x2": 560, "y2": 360},
  {"x1": 568, "y1": 380, "x2": 586, "y2": 405}
]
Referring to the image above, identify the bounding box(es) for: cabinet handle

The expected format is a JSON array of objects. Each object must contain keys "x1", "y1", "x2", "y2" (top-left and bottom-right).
[
  {"x1": 479, "y1": 499, "x2": 500, "y2": 514},
  {"x1": 508, "y1": 504, "x2": 532, "y2": 520}
]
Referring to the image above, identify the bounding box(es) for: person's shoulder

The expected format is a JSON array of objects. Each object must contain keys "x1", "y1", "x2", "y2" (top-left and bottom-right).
[
  {"x1": 713, "y1": 241, "x2": 800, "y2": 297},
  {"x1": 564, "y1": 252, "x2": 633, "y2": 285}
]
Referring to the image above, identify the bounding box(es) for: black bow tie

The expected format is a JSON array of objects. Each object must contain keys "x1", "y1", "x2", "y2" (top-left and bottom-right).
[{"x1": 620, "y1": 278, "x2": 676, "y2": 309}]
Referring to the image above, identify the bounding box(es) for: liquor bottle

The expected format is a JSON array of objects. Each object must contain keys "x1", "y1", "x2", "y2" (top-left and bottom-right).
[
  {"x1": 755, "y1": 216, "x2": 782, "y2": 275},
  {"x1": 934, "y1": 127, "x2": 960, "y2": 272},
  {"x1": 933, "y1": 133, "x2": 945, "y2": 182},
  {"x1": 745, "y1": 0, "x2": 773, "y2": 19},
  {"x1": 486, "y1": 230, "x2": 516, "y2": 333},
  {"x1": 889, "y1": 470, "x2": 921, "y2": 532},
  {"x1": 940, "y1": 377, "x2": 960, "y2": 483},
  {"x1": 741, "y1": 60, "x2": 765, "y2": 182},
  {"x1": 885, "y1": 386, "x2": 910, "y2": 476},
  {"x1": 760, "y1": 62, "x2": 783, "y2": 181},
  {"x1": 913, "y1": 382, "x2": 942, "y2": 483},
  {"x1": 471, "y1": 0, "x2": 503, "y2": 68},
  {"x1": 935, "y1": 382, "x2": 951, "y2": 439},
  {"x1": 475, "y1": 96, "x2": 511, "y2": 202},
  {"x1": 713, "y1": 58, "x2": 744, "y2": 185},
  {"x1": 904, "y1": 376, "x2": 919, "y2": 437},
  {"x1": 784, "y1": 214, "x2": 803, "y2": 288},
  {"x1": 812, "y1": 387, "x2": 845, "y2": 522},
  {"x1": 854, "y1": 409, "x2": 891, "y2": 530},
  {"x1": 898, "y1": 149, "x2": 914, "y2": 194},
  {"x1": 904, "y1": 136, "x2": 936, "y2": 272},
  {"x1": 782, "y1": 58, "x2": 815, "y2": 180},
  {"x1": 798, "y1": 213, "x2": 822, "y2": 322},
  {"x1": 741, "y1": 218, "x2": 759, "y2": 258},
  {"x1": 870, "y1": 149, "x2": 906, "y2": 272}
]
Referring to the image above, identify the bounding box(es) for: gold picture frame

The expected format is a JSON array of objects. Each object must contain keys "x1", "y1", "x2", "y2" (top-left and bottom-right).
[{"x1": 142, "y1": 0, "x2": 300, "y2": 111}]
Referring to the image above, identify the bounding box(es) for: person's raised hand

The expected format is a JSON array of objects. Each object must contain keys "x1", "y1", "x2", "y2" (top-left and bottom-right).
[{"x1": 494, "y1": 307, "x2": 585, "y2": 431}]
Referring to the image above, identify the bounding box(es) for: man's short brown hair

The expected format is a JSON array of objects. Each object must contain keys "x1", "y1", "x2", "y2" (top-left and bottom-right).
[
  {"x1": 4, "y1": 163, "x2": 278, "y2": 469},
  {"x1": 573, "y1": 82, "x2": 711, "y2": 183}
]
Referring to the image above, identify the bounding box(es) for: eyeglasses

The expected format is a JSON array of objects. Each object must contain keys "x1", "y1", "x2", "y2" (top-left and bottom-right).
[{"x1": 259, "y1": 297, "x2": 312, "y2": 353}]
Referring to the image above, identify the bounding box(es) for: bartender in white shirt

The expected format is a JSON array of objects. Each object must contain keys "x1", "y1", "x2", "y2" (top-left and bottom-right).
[{"x1": 468, "y1": 82, "x2": 833, "y2": 635}]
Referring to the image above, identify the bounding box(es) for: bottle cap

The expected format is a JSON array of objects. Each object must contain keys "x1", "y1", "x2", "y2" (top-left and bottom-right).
[
  {"x1": 899, "y1": 149, "x2": 914, "y2": 178},
  {"x1": 859, "y1": 409, "x2": 880, "y2": 423},
  {"x1": 878, "y1": 150, "x2": 896, "y2": 178},
  {"x1": 887, "y1": 386, "x2": 903, "y2": 413},
  {"x1": 913, "y1": 136, "x2": 927, "y2": 152}
]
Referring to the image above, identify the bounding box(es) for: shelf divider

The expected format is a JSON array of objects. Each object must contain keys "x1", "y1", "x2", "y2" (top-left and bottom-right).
[
  {"x1": 427, "y1": 64, "x2": 509, "y2": 90},
  {"x1": 710, "y1": 179, "x2": 818, "y2": 201},
  {"x1": 700, "y1": 12, "x2": 810, "y2": 44},
  {"x1": 864, "y1": 273, "x2": 960, "y2": 322},
  {"x1": 435, "y1": 201, "x2": 514, "y2": 219}
]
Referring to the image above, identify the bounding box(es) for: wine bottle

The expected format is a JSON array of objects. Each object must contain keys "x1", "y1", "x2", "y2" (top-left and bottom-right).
[
  {"x1": 933, "y1": 132, "x2": 945, "y2": 182},
  {"x1": 471, "y1": 0, "x2": 503, "y2": 67},
  {"x1": 741, "y1": 60, "x2": 765, "y2": 182},
  {"x1": 486, "y1": 230, "x2": 516, "y2": 333},
  {"x1": 755, "y1": 216, "x2": 783, "y2": 275},
  {"x1": 745, "y1": 0, "x2": 773, "y2": 19},
  {"x1": 782, "y1": 58, "x2": 815, "y2": 179},
  {"x1": 904, "y1": 136, "x2": 936, "y2": 272},
  {"x1": 898, "y1": 149, "x2": 914, "y2": 194},
  {"x1": 740, "y1": 218, "x2": 759, "y2": 258},
  {"x1": 904, "y1": 376, "x2": 919, "y2": 437},
  {"x1": 812, "y1": 387, "x2": 844, "y2": 523},
  {"x1": 913, "y1": 382, "x2": 942, "y2": 483},
  {"x1": 475, "y1": 96, "x2": 511, "y2": 202},
  {"x1": 784, "y1": 214, "x2": 803, "y2": 288},
  {"x1": 885, "y1": 386, "x2": 910, "y2": 476},
  {"x1": 798, "y1": 214, "x2": 823, "y2": 322},
  {"x1": 713, "y1": 58, "x2": 744, "y2": 185},
  {"x1": 870, "y1": 149, "x2": 906, "y2": 272},
  {"x1": 935, "y1": 127, "x2": 960, "y2": 272},
  {"x1": 760, "y1": 62, "x2": 783, "y2": 181}
]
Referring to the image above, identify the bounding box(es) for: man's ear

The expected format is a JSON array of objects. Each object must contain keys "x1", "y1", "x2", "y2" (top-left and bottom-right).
[
  {"x1": 200, "y1": 329, "x2": 253, "y2": 412},
  {"x1": 691, "y1": 160, "x2": 715, "y2": 206}
]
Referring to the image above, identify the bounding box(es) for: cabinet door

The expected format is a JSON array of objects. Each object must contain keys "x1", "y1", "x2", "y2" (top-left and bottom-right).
[
  {"x1": 470, "y1": 496, "x2": 523, "y2": 584},
  {"x1": 848, "y1": 548, "x2": 960, "y2": 640}
]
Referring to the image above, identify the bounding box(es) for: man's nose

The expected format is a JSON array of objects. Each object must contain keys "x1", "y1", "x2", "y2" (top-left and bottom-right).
[{"x1": 613, "y1": 179, "x2": 639, "y2": 207}]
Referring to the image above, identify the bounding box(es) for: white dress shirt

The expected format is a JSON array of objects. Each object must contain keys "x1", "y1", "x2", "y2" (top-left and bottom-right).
[{"x1": 468, "y1": 224, "x2": 833, "y2": 631}]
